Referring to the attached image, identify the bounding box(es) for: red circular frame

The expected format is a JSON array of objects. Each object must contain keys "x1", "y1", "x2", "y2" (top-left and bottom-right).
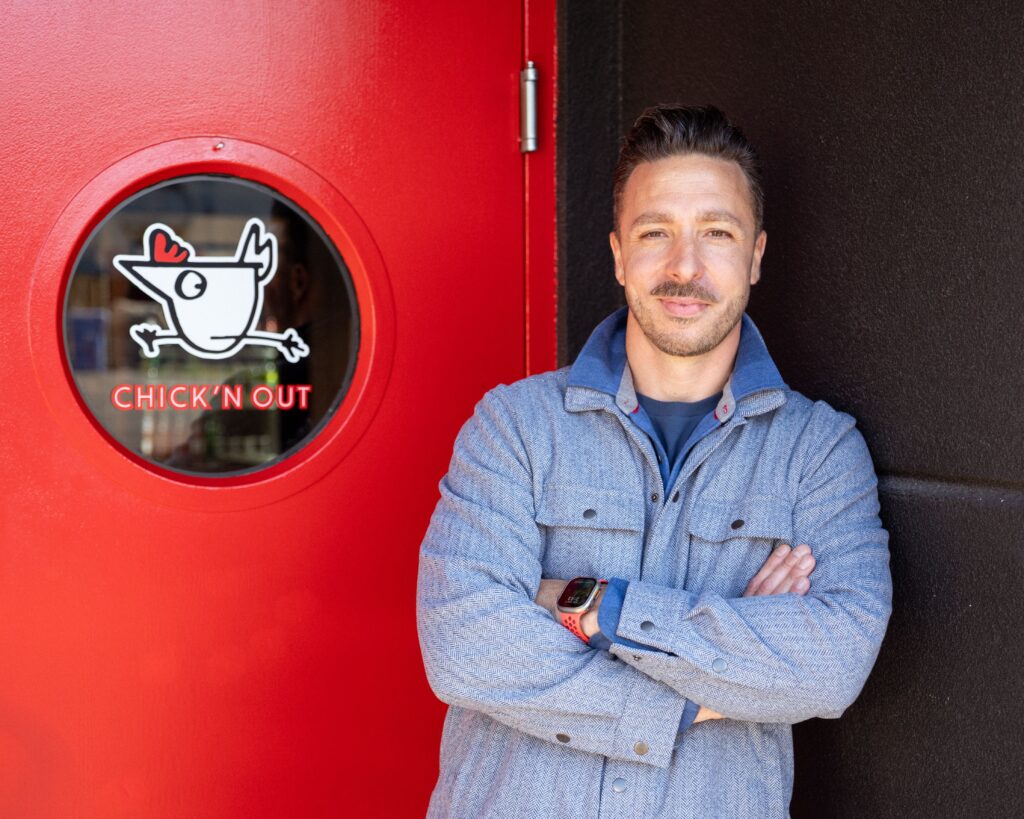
[{"x1": 29, "y1": 136, "x2": 395, "y2": 511}]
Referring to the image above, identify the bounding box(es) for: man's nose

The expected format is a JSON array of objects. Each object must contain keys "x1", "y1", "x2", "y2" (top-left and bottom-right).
[{"x1": 665, "y1": 237, "x2": 703, "y2": 281}]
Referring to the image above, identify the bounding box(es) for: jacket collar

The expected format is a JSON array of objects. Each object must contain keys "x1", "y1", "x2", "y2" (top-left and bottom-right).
[{"x1": 565, "y1": 307, "x2": 788, "y2": 420}]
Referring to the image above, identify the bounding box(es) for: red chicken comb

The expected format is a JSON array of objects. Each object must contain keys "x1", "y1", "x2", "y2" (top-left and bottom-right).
[{"x1": 149, "y1": 229, "x2": 190, "y2": 263}]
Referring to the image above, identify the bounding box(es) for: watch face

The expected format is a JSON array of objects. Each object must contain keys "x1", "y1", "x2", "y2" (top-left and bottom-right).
[{"x1": 558, "y1": 577, "x2": 598, "y2": 610}]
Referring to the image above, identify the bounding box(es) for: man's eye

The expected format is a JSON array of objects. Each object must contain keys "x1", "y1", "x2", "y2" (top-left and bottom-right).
[
  {"x1": 707, "y1": 229, "x2": 734, "y2": 239},
  {"x1": 639, "y1": 229, "x2": 667, "y2": 239}
]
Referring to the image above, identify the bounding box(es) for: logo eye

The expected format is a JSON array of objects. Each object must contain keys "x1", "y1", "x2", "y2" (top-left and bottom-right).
[{"x1": 174, "y1": 269, "x2": 207, "y2": 300}]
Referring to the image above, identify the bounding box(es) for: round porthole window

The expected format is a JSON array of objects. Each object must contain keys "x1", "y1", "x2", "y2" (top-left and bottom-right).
[{"x1": 63, "y1": 174, "x2": 360, "y2": 477}]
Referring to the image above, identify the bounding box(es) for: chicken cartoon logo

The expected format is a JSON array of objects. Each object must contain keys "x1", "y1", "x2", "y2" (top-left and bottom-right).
[{"x1": 112, "y1": 218, "x2": 310, "y2": 363}]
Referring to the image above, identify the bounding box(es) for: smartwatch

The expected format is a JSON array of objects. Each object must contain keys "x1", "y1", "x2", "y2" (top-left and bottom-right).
[{"x1": 556, "y1": 577, "x2": 607, "y2": 643}]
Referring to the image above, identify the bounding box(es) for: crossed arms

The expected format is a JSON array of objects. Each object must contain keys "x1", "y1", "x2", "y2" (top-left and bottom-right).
[
  {"x1": 532, "y1": 540, "x2": 818, "y2": 725},
  {"x1": 416, "y1": 389, "x2": 893, "y2": 769}
]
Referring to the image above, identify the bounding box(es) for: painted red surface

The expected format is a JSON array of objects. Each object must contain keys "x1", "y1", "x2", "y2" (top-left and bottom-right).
[
  {"x1": 0, "y1": 2, "x2": 556, "y2": 816},
  {"x1": 525, "y1": 0, "x2": 559, "y2": 375}
]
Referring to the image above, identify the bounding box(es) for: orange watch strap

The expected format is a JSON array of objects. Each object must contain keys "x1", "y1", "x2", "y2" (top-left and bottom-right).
[
  {"x1": 559, "y1": 580, "x2": 607, "y2": 644},
  {"x1": 559, "y1": 609, "x2": 589, "y2": 642}
]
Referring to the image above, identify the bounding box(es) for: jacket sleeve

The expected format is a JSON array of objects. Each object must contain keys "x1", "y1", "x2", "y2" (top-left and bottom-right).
[
  {"x1": 416, "y1": 388, "x2": 689, "y2": 769},
  {"x1": 606, "y1": 414, "x2": 893, "y2": 724}
]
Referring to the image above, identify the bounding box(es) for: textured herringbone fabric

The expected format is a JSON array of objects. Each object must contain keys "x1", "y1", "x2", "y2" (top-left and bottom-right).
[{"x1": 416, "y1": 311, "x2": 892, "y2": 818}]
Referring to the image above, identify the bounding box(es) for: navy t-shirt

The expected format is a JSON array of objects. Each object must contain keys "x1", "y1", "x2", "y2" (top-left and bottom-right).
[{"x1": 637, "y1": 390, "x2": 722, "y2": 468}]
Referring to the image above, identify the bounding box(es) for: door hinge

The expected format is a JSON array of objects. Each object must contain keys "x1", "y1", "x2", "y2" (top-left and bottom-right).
[{"x1": 520, "y1": 61, "x2": 538, "y2": 153}]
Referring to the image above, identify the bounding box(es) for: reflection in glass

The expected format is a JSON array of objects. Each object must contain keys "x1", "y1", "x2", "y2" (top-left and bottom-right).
[{"x1": 64, "y1": 175, "x2": 360, "y2": 476}]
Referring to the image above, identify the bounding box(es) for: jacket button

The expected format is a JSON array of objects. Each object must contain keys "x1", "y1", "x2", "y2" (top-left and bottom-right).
[
  {"x1": 651, "y1": 493, "x2": 659, "y2": 502},
  {"x1": 612, "y1": 777, "x2": 627, "y2": 793},
  {"x1": 731, "y1": 519, "x2": 744, "y2": 529},
  {"x1": 712, "y1": 657, "x2": 728, "y2": 672},
  {"x1": 672, "y1": 491, "x2": 680, "y2": 502},
  {"x1": 556, "y1": 733, "x2": 571, "y2": 743},
  {"x1": 582, "y1": 508, "x2": 597, "y2": 519},
  {"x1": 634, "y1": 741, "x2": 649, "y2": 756},
  {"x1": 640, "y1": 620, "x2": 655, "y2": 632}
]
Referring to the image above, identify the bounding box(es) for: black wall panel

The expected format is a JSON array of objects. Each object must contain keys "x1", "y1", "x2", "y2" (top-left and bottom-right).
[
  {"x1": 558, "y1": 1, "x2": 1024, "y2": 815},
  {"x1": 557, "y1": 0, "x2": 624, "y2": 364}
]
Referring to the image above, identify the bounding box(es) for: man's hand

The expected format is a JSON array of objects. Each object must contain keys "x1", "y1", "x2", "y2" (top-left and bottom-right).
[{"x1": 743, "y1": 542, "x2": 815, "y2": 597}]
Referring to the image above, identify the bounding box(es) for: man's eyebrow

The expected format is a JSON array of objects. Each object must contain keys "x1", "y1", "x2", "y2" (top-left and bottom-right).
[
  {"x1": 628, "y1": 210, "x2": 746, "y2": 230},
  {"x1": 629, "y1": 211, "x2": 674, "y2": 230},
  {"x1": 698, "y1": 210, "x2": 743, "y2": 227}
]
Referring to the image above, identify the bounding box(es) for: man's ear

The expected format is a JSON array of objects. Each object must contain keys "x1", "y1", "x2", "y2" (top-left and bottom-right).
[
  {"x1": 750, "y1": 230, "x2": 767, "y2": 286},
  {"x1": 609, "y1": 231, "x2": 625, "y2": 287}
]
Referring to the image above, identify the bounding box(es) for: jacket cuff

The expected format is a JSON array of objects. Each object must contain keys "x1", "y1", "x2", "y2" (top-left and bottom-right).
[
  {"x1": 603, "y1": 579, "x2": 700, "y2": 744},
  {"x1": 610, "y1": 671, "x2": 689, "y2": 768},
  {"x1": 617, "y1": 579, "x2": 769, "y2": 689},
  {"x1": 616, "y1": 579, "x2": 700, "y2": 651},
  {"x1": 599, "y1": 578, "x2": 650, "y2": 651}
]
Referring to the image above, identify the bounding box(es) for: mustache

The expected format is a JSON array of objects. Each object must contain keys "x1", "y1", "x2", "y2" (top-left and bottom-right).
[{"x1": 649, "y1": 281, "x2": 717, "y2": 302}]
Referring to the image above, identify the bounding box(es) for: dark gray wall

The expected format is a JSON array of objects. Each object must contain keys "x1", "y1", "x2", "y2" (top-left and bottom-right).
[
  {"x1": 558, "y1": 1, "x2": 1024, "y2": 815},
  {"x1": 557, "y1": 0, "x2": 625, "y2": 361}
]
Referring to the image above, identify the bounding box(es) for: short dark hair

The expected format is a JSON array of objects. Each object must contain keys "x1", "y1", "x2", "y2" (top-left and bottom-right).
[{"x1": 613, "y1": 104, "x2": 764, "y2": 232}]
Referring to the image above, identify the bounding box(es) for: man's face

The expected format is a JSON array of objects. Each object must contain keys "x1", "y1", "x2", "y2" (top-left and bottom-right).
[{"x1": 610, "y1": 153, "x2": 766, "y2": 358}]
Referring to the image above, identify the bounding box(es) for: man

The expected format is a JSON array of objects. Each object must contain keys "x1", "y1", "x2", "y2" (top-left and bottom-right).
[{"x1": 417, "y1": 105, "x2": 892, "y2": 818}]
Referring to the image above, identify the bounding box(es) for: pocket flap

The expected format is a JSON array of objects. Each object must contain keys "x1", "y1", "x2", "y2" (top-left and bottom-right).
[
  {"x1": 687, "y1": 497, "x2": 793, "y2": 542},
  {"x1": 535, "y1": 484, "x2": 644, "y2": 532}
]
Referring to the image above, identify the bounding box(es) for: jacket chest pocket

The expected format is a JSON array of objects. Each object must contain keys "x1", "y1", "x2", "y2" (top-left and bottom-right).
[
  {"x1": 684, "y1": 497, "x2": 794, "y2": 596},
  {"x1": 535, "y1": 484, "x2": 644, "y2": 579}
]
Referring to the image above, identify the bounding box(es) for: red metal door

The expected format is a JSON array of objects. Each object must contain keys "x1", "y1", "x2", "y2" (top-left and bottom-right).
[{"x1": 0, "y1": 3, "x2": 555, "y2": 816}]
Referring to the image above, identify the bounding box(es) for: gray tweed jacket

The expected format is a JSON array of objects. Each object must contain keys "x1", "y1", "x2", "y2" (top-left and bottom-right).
[{"x1": 417, "y1": 310, "x2": 892, "y2": 818}]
